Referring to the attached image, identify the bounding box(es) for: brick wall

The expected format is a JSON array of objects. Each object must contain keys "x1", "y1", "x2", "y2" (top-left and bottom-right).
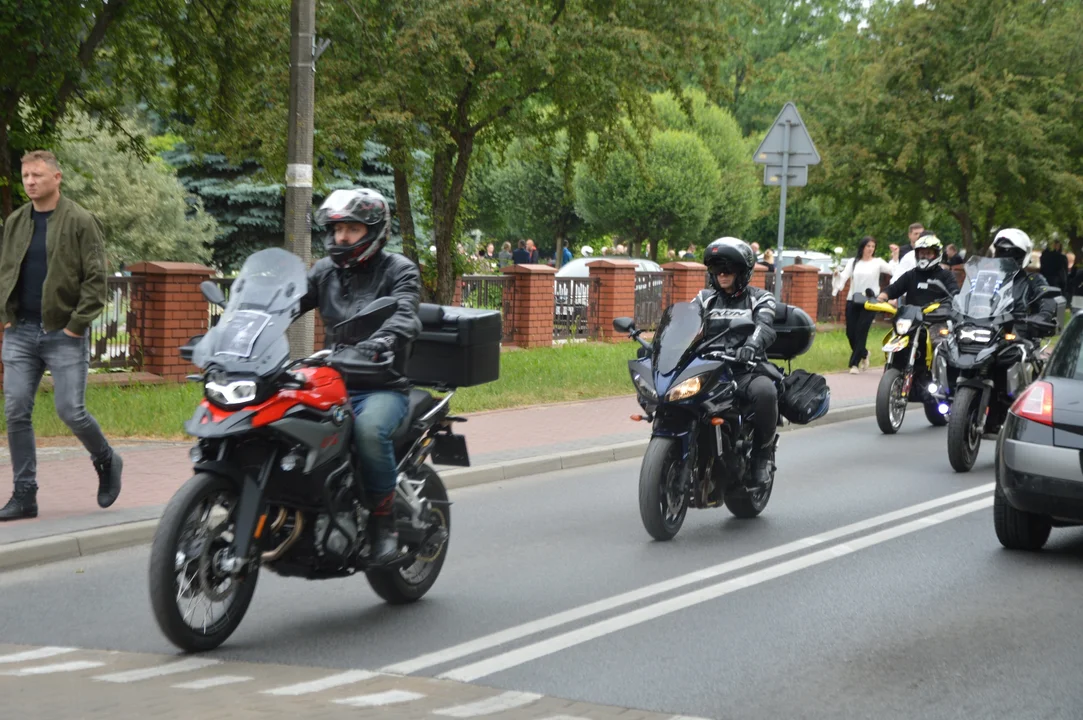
[
  {"x1": 587, "y1": 260, "x2": 637, "y2": 340},
  {"x1": 501, "y1": 264, "x2": 556, "y2": 347}
]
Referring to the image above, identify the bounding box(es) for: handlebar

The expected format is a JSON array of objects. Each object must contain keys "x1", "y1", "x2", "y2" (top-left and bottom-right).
[{"x1": 701, "y1": 350, "x2": 757, "y2": 368}]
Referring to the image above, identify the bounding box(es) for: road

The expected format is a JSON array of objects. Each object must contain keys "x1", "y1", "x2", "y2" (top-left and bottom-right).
[{"x1": 1, "y1": 417, "x2": 1082, "y2": 719}]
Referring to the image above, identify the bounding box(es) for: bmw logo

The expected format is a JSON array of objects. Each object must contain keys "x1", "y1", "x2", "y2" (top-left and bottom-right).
[{"x1": 332, "y1": 404, "x2": 349, "y2": 425}]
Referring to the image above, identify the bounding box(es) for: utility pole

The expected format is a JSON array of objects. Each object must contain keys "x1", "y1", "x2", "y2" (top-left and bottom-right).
[{"x1": 285, "y1": 0, "x2": 316, "y2": 358}]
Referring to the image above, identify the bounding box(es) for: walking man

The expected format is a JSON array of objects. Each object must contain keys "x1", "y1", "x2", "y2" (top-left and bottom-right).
[{"x1": 0, "y1": 150, "x2": 122, "y2": 520}]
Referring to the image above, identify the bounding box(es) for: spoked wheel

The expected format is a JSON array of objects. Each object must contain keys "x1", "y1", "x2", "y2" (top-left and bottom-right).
[
  {"x1": 638, "y1": 437, "x2": 687, "y2": 541},
  {"x1": 366, "y1": 465, "x2": 450, "y2": 604},
  {"x1": 947, "y1": 386, "x2": 984, "y2": 472},
  {"x1": 876, "y1": 368, "x2": 908, "y2": 435},
  {"x1": 148, "y1": 473, "x2": 258, "y2": 653}
]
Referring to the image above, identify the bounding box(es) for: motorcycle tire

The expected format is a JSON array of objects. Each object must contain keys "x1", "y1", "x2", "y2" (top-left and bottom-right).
[
  {"x1": 366, "y1": 464, "x2": 450, "y2": 604},
  {"x1": 923, "y1": 399, "x2": 948, "y2": 427},
  {"x1": 947, "y1": 386, "x2": 983, "y2": 473},
  {"x1": 876, "y1": 368, "x2": 907, "y2": 435},
  {"x1": 148, "y1": 472, "x2": 259, "y2": 653},
  {"x1": 639, "y1": 437, "x2": 687, "y2": 541},
  {"x1": 724, "y1": 476, "x2": 773, "y2": 519}
]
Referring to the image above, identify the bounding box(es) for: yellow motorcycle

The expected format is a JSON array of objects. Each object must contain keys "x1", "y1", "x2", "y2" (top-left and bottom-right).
[{"x1": 863, "y1": 298, "x2": 952, "y2": 434}]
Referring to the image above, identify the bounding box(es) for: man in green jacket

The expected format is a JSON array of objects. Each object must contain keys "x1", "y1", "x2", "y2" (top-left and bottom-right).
[{"x1": 0, "y1": 150, "x2": 122, "y2": 521}]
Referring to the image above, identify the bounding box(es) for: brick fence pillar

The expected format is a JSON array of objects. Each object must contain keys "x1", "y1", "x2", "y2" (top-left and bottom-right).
[
  {"x1": 313, "y1": 312, "x2": 326, "y2": 351},
  {"x1": 749, "y1": 266, "x2": 768, "y2": 290},
  {"x1": 127, "y1": 261, "x2": 215, "y2": 381},
  {"x1": 501, "y1": 264, "x2": 556, "y2": 348},
  {"x1": 662, "y1": 261, "x2": 707, "y2": 308},
  {"x1": 587, "y1": 259, "x2": 637, "y2": 340},
  {"x1": 783, "y1": 264, "x2": 820, "y2": 321}
]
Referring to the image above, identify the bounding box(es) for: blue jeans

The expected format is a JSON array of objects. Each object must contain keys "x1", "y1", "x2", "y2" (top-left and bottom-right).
[
  {"x1": 349, "y1": 390, "x2": 408, "y2": 498},
  {"x1": 3, "y1": 322, "x2": 112, "y2": 491}
]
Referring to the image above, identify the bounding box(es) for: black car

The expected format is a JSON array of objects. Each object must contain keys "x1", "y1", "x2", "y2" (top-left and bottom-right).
[{"x1": 995, "y1": 312, "x2": 1083, "y2": 550}]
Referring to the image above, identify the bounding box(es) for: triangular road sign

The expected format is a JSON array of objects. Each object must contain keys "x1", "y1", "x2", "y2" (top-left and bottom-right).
[{"x1": 753, "y1": 102, "x2": 820, "y2": 166}]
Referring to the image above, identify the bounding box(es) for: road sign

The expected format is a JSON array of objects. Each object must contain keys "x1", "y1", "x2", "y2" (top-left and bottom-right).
[
  {"x1": 753, "y1": 102, "x2": 820, "y2": 292},
  {"x1": 753, "y1": 102, "x2": 820, "y2": 167},
  {"x1": 764, "y1": 165, "x2": 808, "y2": 188}
]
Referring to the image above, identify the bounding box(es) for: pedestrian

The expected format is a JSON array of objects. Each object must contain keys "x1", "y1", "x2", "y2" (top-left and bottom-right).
[
  {"x1": 944, "y1": 244, "x2": 965, "y2": 266},
  {"x1": 497, "y1": 241, "x2": 513, "y2": 268},
  {"x1": 832, "y1": 235, "x2": 897, "y2": 374},
  {"x1": 1039, "y1": 240, "x2": 1069, "y2": 297},
  {"x1": 761, "y1": 248, "x2": 776, "y2": 272},
  {"x1": 525, "y1": 239, "x2": 540, "y2": 264},
  {"x1": 512, "y1": 239, "x2": 531, "y2": 264},
  {"x1": 0, "y1": 150, "x2": 122, "y2": 521}
]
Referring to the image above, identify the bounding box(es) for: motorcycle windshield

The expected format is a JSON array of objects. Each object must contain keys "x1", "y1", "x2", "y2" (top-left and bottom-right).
[
  {"x1": 652, "y1": 301, "x2": 704, "y2": 375},
  {"x1": 952, "y1": 257, "x2": 1016, "y2": 320},
  {"x1": 192, "y1": 248, "x2": 309, "y2": 376}
]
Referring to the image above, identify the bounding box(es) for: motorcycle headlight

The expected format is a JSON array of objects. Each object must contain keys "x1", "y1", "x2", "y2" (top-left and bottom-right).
[
  {"x1": 205, "y1": 378, "x2": 258, "y2": 407},
  {"x1": 894, "y1": 318, "x2": 913, "y2": 336},
  {"x1": 632, "y1": 372, "x2": 657, "y2": 400},
  {"x1": 667, "y1": 375, "x2": 703, "y2": 402}
]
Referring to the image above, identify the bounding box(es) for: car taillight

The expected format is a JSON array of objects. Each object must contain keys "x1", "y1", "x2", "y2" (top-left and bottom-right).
[{"x1": 1010, "y1": 381, "x2": 1053, "y2": 426}]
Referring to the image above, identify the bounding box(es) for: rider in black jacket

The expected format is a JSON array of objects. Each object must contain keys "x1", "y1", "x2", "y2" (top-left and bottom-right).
[
  {"x1": 990, "y1": 228, "x2": 1060, "y2": 336},
  {"x1": 299, "y1": 188, "x2": 422, "y2": 565},
  {"x1": 877, "y1": 234, "x2": 959, "y2": 307},
  {"x1": 697, "y1": 238, "x2": 778, "y2": 487}
]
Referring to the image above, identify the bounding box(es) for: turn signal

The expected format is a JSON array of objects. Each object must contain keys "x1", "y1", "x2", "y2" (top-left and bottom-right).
[
  {"x1": 1010, "y1": 381, "x2": 1053, "y2": 426},
  {"x1": 710, "y1": 417, "x2": 725, "y2": 426},
  {"x1": 1004, "y1": 333, "x2": 1017, "y2": 341},
  {"x1": 631, "y1": 414, "x2": 644, "y2": 422},
  {"x1": 938, "y1": 327, "x2": 950, "y2": 336}
]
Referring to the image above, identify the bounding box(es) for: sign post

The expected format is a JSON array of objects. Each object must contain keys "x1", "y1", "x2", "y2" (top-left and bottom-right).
[{"x1": 753, "y1": 103, "x2": 820, "y2": 294}]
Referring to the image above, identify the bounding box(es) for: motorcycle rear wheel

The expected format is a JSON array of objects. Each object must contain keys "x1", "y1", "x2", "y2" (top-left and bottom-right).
[
  {"x1": 947, "y1": 386, "x2": 983, "y2": 472},
  {"x1": 639, "y1": 437, "x2": 687, "y2": 541},
  {"x1": 148, "y1": 472, "x2": 259, "y2": 653}
]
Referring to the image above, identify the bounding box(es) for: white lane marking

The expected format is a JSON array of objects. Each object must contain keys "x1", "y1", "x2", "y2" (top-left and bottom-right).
[
  {"x1": 0, "y1": 647, "x2": 77, "y2": 664},
  {"x1": 261, "y1": 669, "x2": 379, "y2": 696},
  {"x1": 669, "y1": 716, "x2": 715, "y2": 720},
  {"x1": 433, "y1": 691, "x2": 544, "y2": 717},
  {"x1": 441, "y1": 498, "x2": 991, "y2": 682},
  {"x1": 334, "y1": 689, "x2": 426, "y2": 707},
  {"x1": 2, "y1": 660, "x2": 105, "y2": 676},
  {"x1": 94, "y1": 658, "x2": 221, "y2": 683},
  {"x1": 538, "y1": 716, "x2": 591, "y2": 720},
  {"x1": 173, "y1": 675, "x2": 253, "y2": 689},
  {"x1": 382, "y1": 484, "x2": 993, "y2": 675}
]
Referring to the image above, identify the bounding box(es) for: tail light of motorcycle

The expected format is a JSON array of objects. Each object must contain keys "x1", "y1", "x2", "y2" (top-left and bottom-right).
[{"x1": 1010, "y1": 381, "x2": 1053, "y2": 426}]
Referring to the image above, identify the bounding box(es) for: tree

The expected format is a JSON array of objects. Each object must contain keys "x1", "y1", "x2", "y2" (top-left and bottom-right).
[
  {"x1": 805, "y1": 0, "x2": 1083, "y2": 254},
  {"x1": 0, "y1": 0, "x2": 286, "y2": 218},
  {"x1": 575, "y1": 130, "x2": 721, "y2": 261},
  {"x1": 56, "y1": 114, "x2": 216, "y2": 269},
  {"x1": 316, "y1": 0, "x2": 729, "y2": 303}
]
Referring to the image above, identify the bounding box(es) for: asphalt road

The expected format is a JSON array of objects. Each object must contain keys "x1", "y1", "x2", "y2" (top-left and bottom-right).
[{"x1": 2, "y1": 416, "x2": 1082, "y2": 720}]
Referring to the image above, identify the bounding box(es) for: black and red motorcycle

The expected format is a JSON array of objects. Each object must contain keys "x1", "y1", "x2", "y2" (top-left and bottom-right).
[{"x1": 148, "y1": 248, "x2": 495, "y2": 652}]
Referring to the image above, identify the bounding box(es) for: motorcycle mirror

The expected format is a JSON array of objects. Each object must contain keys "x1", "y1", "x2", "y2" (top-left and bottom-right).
[
  {"x1": 200, "y1": 280, "x2": 227, "y2": 308},
  {"x1": 613, "y1": 317, "x2": 636, "y2": 334},
  {"x1": 179, "y1": 334, "x2": 204, "y2": 362},
  {"x1": 1035, "y1": 286, "x2": 1062, "y2": 302},
  {"x1": 865, "y1": 288, "x2": 876, "y2": 297},
  {"x1": 727, "y1": 317, "x2": 755, "y2": 332},
  {"x1": 331, "y1": 297, "x2": 398, "y2": 343}
]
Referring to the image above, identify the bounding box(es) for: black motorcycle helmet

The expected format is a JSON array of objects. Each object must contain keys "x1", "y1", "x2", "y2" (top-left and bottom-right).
[
  {"x1": 315, "y1": 188, "x2": 391, "y2": 268},
  {"x1": 703, "y1": 237, "x2": 757, "y2": 293}
]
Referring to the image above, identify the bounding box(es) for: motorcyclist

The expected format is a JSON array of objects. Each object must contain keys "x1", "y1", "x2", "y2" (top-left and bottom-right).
[
  {"x1": 300, "y1": 188, "x2": 422, "y2": 566},
  {"x1": 697, "y1": 237, "x2": 778, "y2": 488},
  {"x1": 876, "y1": 234, "x2": 959, "y2": 306},
  {"x1": 990, "y1": 228, "x2": 1060, "y2": 336}
]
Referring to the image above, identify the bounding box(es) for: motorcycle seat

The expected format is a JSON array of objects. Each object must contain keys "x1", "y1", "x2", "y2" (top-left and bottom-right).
[{"x1": 392, "y1": 388, "x2": 436, "y2": 454}]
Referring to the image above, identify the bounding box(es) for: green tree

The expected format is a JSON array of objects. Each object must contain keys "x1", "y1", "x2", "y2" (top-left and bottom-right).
[
  {"x1": 0, "y1": 0, "x2": 285, "y2": 217},
  {"x1": 805, "y1": 0, "x2": 1083, "y2": 254},
  {"x1": 574, "y1": 130, "x2": 721, "y2": 261},
  {"x1": 57, "y1": 114, "x2": 216, "y2": 269},
  {"x1": 316, "y1": 0, "x2": 729, "y2": 303}
]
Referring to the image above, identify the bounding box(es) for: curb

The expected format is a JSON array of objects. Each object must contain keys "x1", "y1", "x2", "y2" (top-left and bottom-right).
[{"x1": 0, "y1": 403, "x2": 874, "y2": 573}]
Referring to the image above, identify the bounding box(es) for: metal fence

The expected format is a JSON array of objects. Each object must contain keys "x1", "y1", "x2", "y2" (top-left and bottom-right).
[
  {"x1": 634, "y1": 271, "x2": 665, "y2": 330},
  {"x1": 553, "y1": 276, "x2": 590, "y2": 340},
  {"x1": 817, "y1": 274, "x2": 841, "y2": 322},
  {"x1": 461, "y1": 274, "x2": 514, "y2": 342},
  {"x1": 89, "y1": 276, "x2": 146, "y2": 370}
]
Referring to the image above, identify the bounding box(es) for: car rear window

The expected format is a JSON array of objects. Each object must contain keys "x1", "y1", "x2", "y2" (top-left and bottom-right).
[{"x1": 1045, "y1": 316, "x2": 1083, "y2": 379}]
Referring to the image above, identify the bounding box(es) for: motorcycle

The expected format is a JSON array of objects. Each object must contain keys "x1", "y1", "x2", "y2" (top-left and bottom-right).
[
  {"x1": 862, "y1": 295, "x2": 952, "y2": 434},
  {"x1": 930, "y1": 257, "x2": 1061, "y2": 472},
  {"x1": 148, "y1": 248, "x2": 471, "y2": 652},
  {"x1": 614, "y1": 300, "x2": 815, "y2": 541}
]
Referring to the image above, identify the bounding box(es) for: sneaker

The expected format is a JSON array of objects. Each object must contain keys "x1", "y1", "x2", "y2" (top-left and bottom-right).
[
  {"x1": 860, "y1": 357, "x2": 870, "y2": 371},
  {"x1": 0, "y1": 486, "x2": 38, "y2": 521},
  {"x1": 93, "y1": 450, "x2": 123, "y2": 509},
  {"x1": 849, "y1": 366, "x2": 859, "y2": 375}
]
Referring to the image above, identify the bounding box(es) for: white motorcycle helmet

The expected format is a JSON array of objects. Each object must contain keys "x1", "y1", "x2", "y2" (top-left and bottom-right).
[
  {"x1": 581, "y1": 245, "x2": 594, "y2": 257},
  {"x1": 992, "y1": 228, "x2": 1033, "y2": 267},
  {"x1": 913, "y1": 234, "x2": 944, "y2": 270}
]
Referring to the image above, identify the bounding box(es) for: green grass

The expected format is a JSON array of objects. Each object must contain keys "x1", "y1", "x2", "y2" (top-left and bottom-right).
[{"x1": 0, "y1": 327, "x2": 887, "y2": 439}]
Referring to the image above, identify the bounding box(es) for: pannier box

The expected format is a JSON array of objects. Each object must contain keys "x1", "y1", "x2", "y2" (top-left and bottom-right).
[
  {"x1": 405, "y1": 303, "x2": 502, "y2": 388},
  {"x1": 765, "y1": 304, "x2": 815, "y2": 360}
]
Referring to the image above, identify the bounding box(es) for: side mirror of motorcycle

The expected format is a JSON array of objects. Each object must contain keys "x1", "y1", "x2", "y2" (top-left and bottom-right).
[
  {"x1": 331, "y1": 297, "x2": 398, "y2": 343},
  {"x1": 179, "y1": 334, "x2": 204, "y2": 362},
  {"x1": 1035, "y1": 286, "x2": 1062, "y2": 302},
  {"x1": 727, "y1": 317, "x2": 755, "y2": 333},
  {"x1": 613, "y1": 317, "x2": 636, "y2": 334},
  {"x1": 200, "y1": 281, "x2": 227, "y2": 309}
]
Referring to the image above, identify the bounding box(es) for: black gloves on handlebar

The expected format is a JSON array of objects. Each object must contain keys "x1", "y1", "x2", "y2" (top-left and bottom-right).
[
  {"x1": 735, "y1": 345, "x2": 757, "y2": 365},
  {"x1": 353, "y1": 335, "x2": 396, "y2": 362}
]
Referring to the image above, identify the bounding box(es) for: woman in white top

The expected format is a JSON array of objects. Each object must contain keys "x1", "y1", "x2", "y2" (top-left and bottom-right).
[{"x1": 832, "y1": 236, "x2": 898, "y2": 373}]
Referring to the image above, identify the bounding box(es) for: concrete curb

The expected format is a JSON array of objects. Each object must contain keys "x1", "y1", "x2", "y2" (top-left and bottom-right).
[{"x1": 0, "y1": 403, "x2": 875, "y2": 572}]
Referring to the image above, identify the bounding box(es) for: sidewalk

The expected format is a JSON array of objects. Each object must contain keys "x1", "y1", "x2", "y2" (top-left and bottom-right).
[{"x1": 0, "y1": 370, "x2": 879, "y2": 547}]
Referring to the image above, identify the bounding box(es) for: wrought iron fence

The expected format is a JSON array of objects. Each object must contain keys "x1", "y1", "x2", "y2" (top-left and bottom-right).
[
  {"x1": 553, "y1": 276, "x2": 590, "y2": 340},
  {"x1": 460, "y1": 274, "x2": 509, "y2": 312},
  {"x1": 634, "y1": 271, "x2": 665, "y2": 330},
  {"x1": 817, "y1": 274, "x2": 841, "y2": 322},
  {"x1": 89, "y1": 276, "x2": 146, "y2": 370}
]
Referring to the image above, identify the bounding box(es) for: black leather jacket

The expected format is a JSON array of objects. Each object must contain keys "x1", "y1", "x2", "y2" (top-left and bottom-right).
[
  {"x1": 884, "y1": 266, "x2": 959, "y2": 307},
  {"x1": 1011, "y1": 270, "x2": 1059, "y2": 333},
  {"x1": 696, "y1": 285, "x2": 777, "y2": 358},
  {"x1": 300, "y1": 251, "x2": 422, "y2": 388}
]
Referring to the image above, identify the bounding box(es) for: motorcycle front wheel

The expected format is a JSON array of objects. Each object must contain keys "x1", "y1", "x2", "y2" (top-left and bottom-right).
[
  {"x1": 148, "y1": 472, "x2": 259, "y2": 653},
  {"x1": 639, "y1": 437, "x2": 687, "y2": 541},
  {"x1": 947, "y1": 386, "x2": 984, "y2": 472},
  {"x1": 875, "y1": 367, "x2": 908, "y2": 435}
]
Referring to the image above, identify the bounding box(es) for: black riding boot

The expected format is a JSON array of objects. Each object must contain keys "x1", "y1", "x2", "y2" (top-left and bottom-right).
[
  {"x1": 0, "y1": 486, "x2": 38, "y2": 521},
  {"x1": 751, "y1": 437, "x2": 777, "y2": 488},
  {"x1": 369, "y1": 492, "x2": 401, "y2": 566}
]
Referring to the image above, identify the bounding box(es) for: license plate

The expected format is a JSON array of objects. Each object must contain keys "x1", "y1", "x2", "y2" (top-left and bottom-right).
[{"x1": 431, "y1": 433, "x2": 470, "y2": 467}]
